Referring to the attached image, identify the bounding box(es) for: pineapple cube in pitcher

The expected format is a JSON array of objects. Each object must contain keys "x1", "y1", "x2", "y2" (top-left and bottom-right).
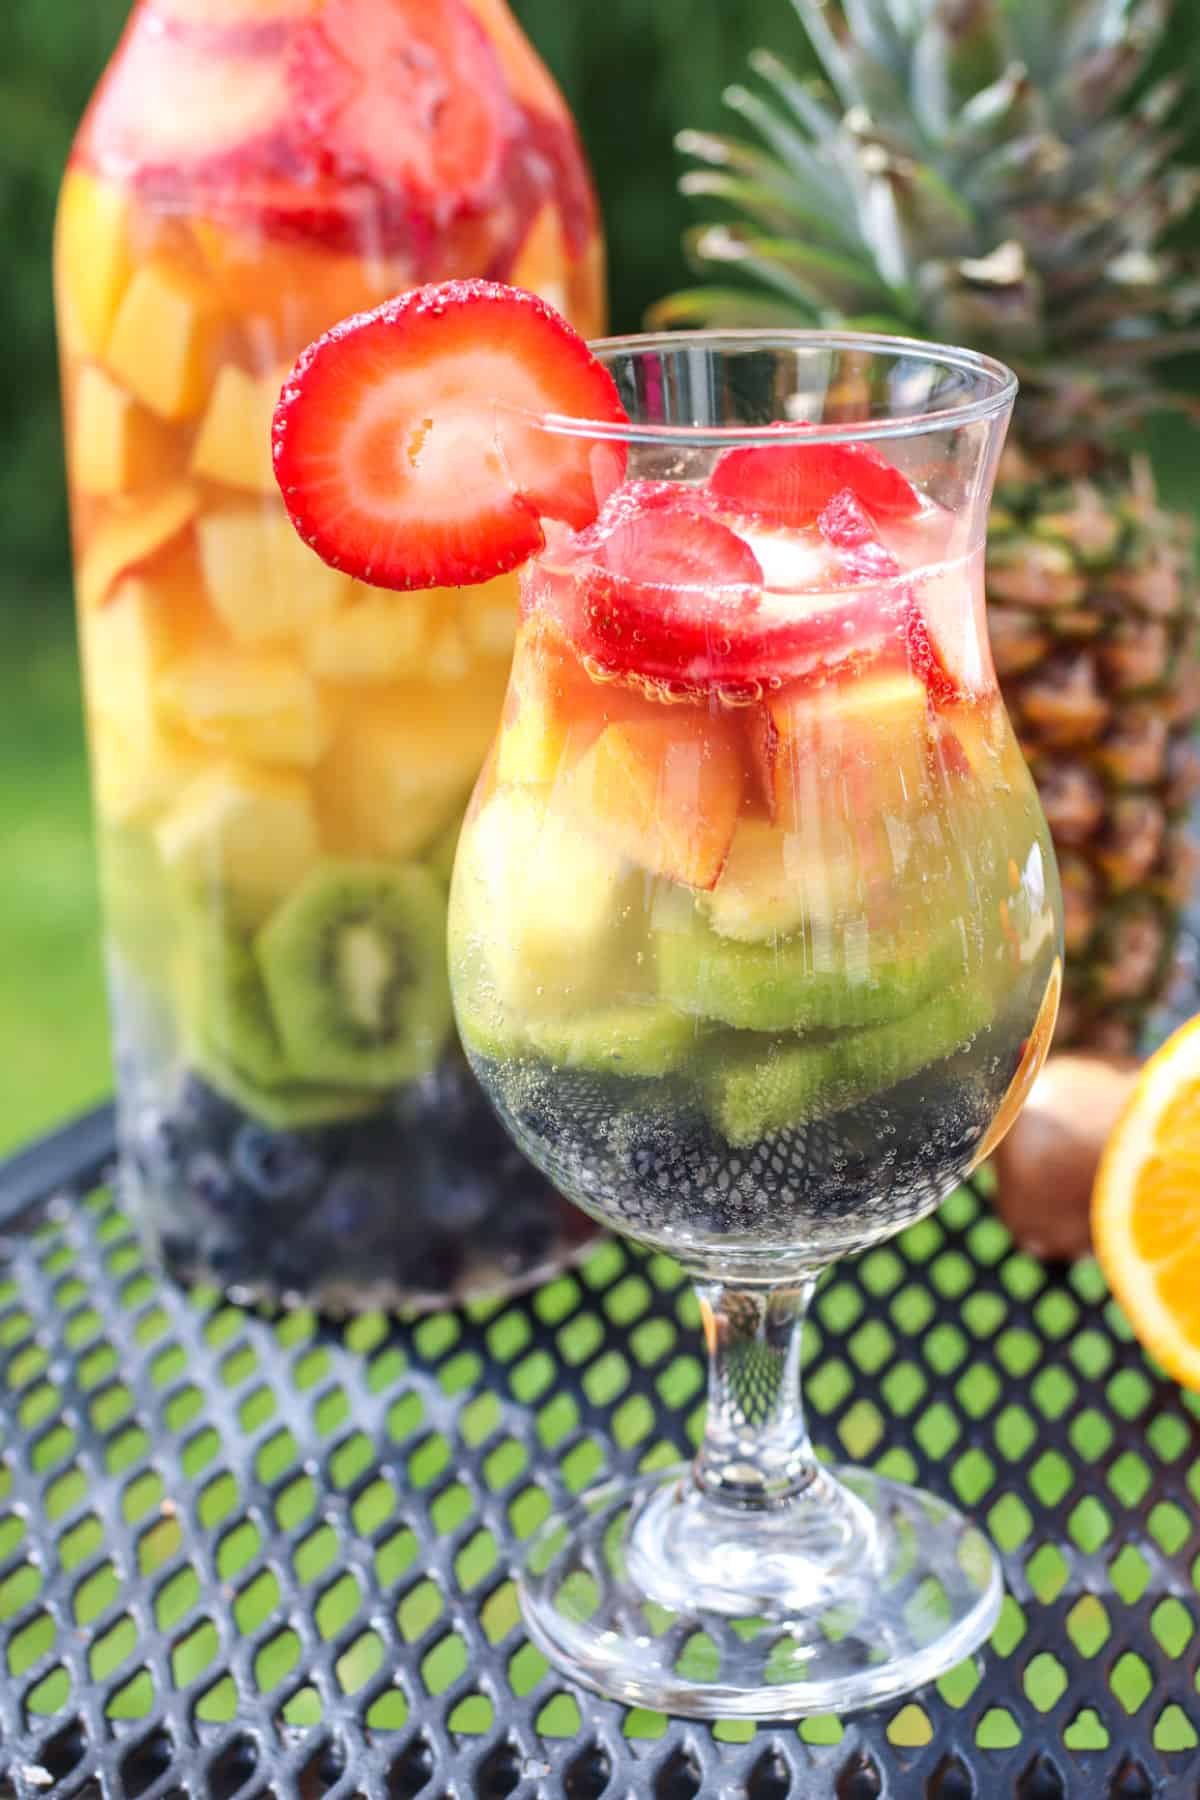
[
  {"x1": 191, "y1": 364, "x2": 289, "y2": 495},
  {"x1": 71, "y1": 366, "x2": 176, "y2": 497},
  {"x1": 106, "y1": 260, "x2": 223, "y2": 421},
  {"x1": 197, "y1": 505, "x2": 352, "y2": 646}
]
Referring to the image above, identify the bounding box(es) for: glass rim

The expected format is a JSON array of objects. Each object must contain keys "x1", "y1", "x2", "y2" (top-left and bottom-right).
[{"x1": 525, "y1": 328, "x2": 1018, "y2": 447}]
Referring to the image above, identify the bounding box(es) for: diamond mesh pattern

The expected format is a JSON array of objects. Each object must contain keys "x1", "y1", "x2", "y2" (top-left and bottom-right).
[{"x1": 0, "y1": 1109, "x2": 1197, "y2": 1798}]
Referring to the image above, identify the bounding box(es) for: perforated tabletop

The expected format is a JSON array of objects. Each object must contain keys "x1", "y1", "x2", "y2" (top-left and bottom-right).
[{"x1": 0, "y1": 1105, "x2": 1198, "y2": 1798}]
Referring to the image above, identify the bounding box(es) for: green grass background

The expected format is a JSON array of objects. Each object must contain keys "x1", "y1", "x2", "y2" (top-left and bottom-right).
[{"x1": 4, "y1": 0, "x2": 1200, "y2": 1150}]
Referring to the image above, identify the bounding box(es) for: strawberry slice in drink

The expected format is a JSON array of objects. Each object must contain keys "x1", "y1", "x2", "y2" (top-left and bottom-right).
[
  {"x1": 535, "y1": 481, "x2": 919, "y2": 695},
  {"x1": 708, "y1": 438, "x2": 921, "y2": 527},
  {"x1": 273, "y1": 279, "x2": 628, "y2": 589},
  {"x1": 818, "y1": 488, "x2": 965, "y2": 703},
  {"x1": 289, "y1": 0, "x2": 515, "y2": 203}
]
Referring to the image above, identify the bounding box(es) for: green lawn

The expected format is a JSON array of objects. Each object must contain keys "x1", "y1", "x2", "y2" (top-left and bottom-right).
[{"x1": 1, "y1": 597, "x2": 110, "y2": 1153}]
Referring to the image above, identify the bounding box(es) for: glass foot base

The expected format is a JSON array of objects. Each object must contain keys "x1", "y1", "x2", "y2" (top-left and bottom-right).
[{"x1": 520, "y1": 1464, "x2": 1001, "y2": 1718}]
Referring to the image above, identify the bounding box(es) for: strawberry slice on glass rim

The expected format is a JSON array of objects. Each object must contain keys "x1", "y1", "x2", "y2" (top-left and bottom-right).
[{"x1": 273, "y1": 279, "x2": 628, "y2": 590}]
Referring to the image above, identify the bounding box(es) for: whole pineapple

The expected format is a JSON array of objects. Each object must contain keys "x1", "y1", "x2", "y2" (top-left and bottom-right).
[{"x1": 655, "y1": 0, "x2": 1200, "y2": 1053}]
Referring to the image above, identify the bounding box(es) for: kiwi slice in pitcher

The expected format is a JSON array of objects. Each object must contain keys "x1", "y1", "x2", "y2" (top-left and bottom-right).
[
  {"x1": 193, "y1": 1053, "x2": 380, "y2": 1130},
  {"x1": 256, "y1": 859, "x2": 453, "y2": 1090},
  {"x1": 174, "y1": 925, "x2": 293, "y2": 1090}
]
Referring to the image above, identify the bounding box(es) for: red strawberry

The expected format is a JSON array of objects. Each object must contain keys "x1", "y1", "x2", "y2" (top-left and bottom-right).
[
  {"x1": 289, "y1": 0, "x2": 514, "y2": 203},
  {"x1": 709, "y1": 439, "x2": 921, "y2": 527},
  {"x1": 273, "y1": 280, "x2": 629, "y2": 591},
  {"x1": 820, "y1": 488, "x2": 966, "y2": 701},
  {"x1": 533, "y1": 483, "x2": 915, "y2": 694}
]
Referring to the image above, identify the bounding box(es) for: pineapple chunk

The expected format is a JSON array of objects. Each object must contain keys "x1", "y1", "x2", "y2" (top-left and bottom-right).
[
  {"x1": 71, "y1": 365, "x2": 176, "y2": 497},
  {"x1": 55, "y1": 170, "x2": 132, "y2": 359},
  {"x1": 90, "y1": 713, "x2": 204, "y2": 826},
  {"x1": 106, "y1": 261, "x2": 222, "y2": 421},
  {"x1": 197, "y1": 504, "x2": 352, "y2": 645},
  {"x1": 460, "y1": 571, "x2": 519, "y2": 658},
  {"x1": 155, "y1": 763, "x2": 319, "y2": 912},
  {"x1": 190, "y1": 364, "x2": 286, "y2": 494},
  {"x1": 80, "y1": 555, "x2": 217, "y2": 740},
  {"x1": 159, "y1": 648, "x2": 330, "y2": 766},
  {"x1": 304, "y1": 584, "x2": 432, "y2": 681},
  {"x1": 453, "y1": 787, "x2": 633, "y2": 1013},
  {"x1": 77, "y1": 483, "x2": 199, "y2": 611},
  {"x1": 316, "y1": 676, "x2": 503, "y2": 858}
]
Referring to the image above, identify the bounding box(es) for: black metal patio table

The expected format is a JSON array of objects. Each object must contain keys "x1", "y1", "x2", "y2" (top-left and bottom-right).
[{"x1": 0, "y1": 1098, "x2": 1197, "y2": 1799}]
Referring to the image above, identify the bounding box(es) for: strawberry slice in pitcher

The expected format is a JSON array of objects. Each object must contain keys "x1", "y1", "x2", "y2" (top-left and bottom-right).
[{"x1": 273, "y1": 279, "x2": 628, "y2": 589}]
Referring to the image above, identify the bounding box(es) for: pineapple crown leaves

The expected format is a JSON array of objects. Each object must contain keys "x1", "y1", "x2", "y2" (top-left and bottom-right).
[{"x1": 654, "y1": 0, "x2": 1200, "y2": 441}]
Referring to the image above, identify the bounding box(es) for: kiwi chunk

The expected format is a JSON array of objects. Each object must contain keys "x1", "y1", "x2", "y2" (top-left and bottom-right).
[
  {"x1": 703, "y1": 986, "x2": 994, "y2": 1146},
  {"x1": 174, "y1": 927, "x2": 293, "y2": 1089},
  {"x1": 256, "y1": 860, "x2": 452, "y2": 1090},
  {"x1": 527, "y1": 1003, "x2": 698, "y2": 1078},
  {"x1": 194, "y1": 1053, "x2": 380, "y2": 1130},
  {"x1": 657, "y1": 915, "x2": 966, "y2": 1035}
]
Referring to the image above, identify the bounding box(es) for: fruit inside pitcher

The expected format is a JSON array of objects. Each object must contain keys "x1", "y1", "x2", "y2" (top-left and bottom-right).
[{"x1": 56, "y1": 0, "x2": 606, "y2": 1307}]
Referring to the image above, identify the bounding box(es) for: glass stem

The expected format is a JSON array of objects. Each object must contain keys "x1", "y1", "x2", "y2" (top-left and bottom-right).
[{"x1": 692, "y1": 1279, "x2": 820, "y2": 1509}]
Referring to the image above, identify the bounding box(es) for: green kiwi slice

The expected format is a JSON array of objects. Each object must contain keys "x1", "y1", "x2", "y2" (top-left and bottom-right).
[
  {"x1": 194, "y1": 1053, "x2": 380, "y2": 1129},
  {"x1": 256, "y1": 859, "x2": 452, "y2": 1090},
  {"x1": 702, "y1": 984, "x2": 994, "y2": 1146},
  {"x1": 657, "y1": 914, "x2": 967, "y2": 1035},
  {"x1": 526, "y1": 1003, "x2": 698, "y2": 1078},
  {"x1": 174, "y1": 924, "x2": 293, "y2": 1090}
]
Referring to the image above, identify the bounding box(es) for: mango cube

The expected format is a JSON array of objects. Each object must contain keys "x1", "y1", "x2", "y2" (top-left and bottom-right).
[
  {"x1": 158, "y1": 648, "x2": 330, "y2": 766},
  {"x1": 55, "y1": 170, "x2": 132, "y2": 359},
  {"x1": 316, "y1": 677, "x2": 502, "y2": 858},
  {"x1": 197, "y1": 503, "x2": 352, "y2": 645},
  {"x1": 106, "y1": 261, "x2": 222, "y2": 421},
  {"x1": 81, "y1": 560, "x2": 214, "y2": 732},
  {"x1": 757, "y1": 672, "x2": 931, "y2": 830},
  {"x1": 76, "y1": 482, "x2": 199, "y2": 611},
  {"x1": 304, "y1": 584, "x2": 430, "y2": 681},
  {"x1": 155, "y1": 763, "x2": 319, "y2": 912},
  {"x1": 71, "y1": 365, "x2": 176, "y2": 497},
  {"x1": 190, "y1": 364, "x2": 285, "y2": 494}
]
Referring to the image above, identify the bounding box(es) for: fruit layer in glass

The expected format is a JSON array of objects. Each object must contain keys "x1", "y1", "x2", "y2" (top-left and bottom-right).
[
  {"x1": 448, "y1": 333, "x2": 1064, "y2": 1715},
  {"x1": 55, "y1": 0, "x2": 606, "y2": 1308}
]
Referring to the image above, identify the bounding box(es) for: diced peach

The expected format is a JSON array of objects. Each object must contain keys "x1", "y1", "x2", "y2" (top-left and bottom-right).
[
  {"x1": 155, "y1": 763, "x2": 319, "y2": 913},
  {"x1": 511, "y1": 203, "x2": 569, "y2": 315},
  {"x1": 81, "y1": 562, "x2": 211, "y2": 737},
  {"x1": 563, "y1": 708, "x2": 743, "y2": 890},
  {"x1": 196, "y1": 503, "x2": 352, "y2": 645},
  {"x1": 190, "y1": 364, "x2": 286, "y2": 494},
  {"x1": 316, "y1": 676, "x2": 505, "y2": 858},
  {"x1": 755, "y1": 672, "x2": 932, "y2": 830},
  {"x1": 497, "y1": 628, "x2": 627, "y2": 790},
  {"x1": 70, "y1": 365, "x2": 177, "y2": 497},
  {"x1": 55, "y1": 170, "x2": 132, "y2": 359},
  {"x1": 191, "y1": 221, "x2": 404, "y2": 349},
  {"x1": 76, "y1": 483, "x2": 200, "y2": 610},
  {"x1": 158, "y1": 648, "x2": 330, "y2": 767},
  {"x1": 304, "y1": 585, "x2": 432, "y2": 682},
  {"x1": 106, "y1": 261, "x2": 223, "y2": 421}
]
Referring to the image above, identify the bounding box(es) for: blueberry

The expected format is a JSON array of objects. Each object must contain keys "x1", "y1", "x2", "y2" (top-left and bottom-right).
[
  {"x1": 394, "y1": 1234, "x2": 463, "y2": 1298},
  {"x1": 488, "y1": 1197, "x2": 555, "y2": 1269},
  {"x1": 306, "y1": 1167, "x2": 399, "y2": 1251},
  {"x1": 185, "y1": 1151, "x2": 255, "y2": 1225},
  {"x1": 175, "y1": 1073, "x2": 242, "y2": 1146},
  {"x1": 232, "y1": 1125, "x2": 325, "y2": 1204}
]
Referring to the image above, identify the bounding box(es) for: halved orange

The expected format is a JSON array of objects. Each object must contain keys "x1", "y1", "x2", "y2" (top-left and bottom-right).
[{"x1": 1092, "y1": 1016, "x2": 1200, "y2": 1388}]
